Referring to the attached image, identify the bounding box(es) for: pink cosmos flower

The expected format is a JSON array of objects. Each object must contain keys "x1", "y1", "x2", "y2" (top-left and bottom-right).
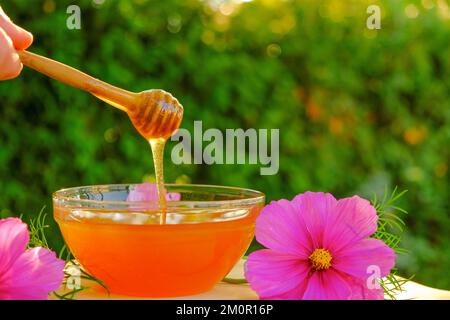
[
  {"x1": 245, "y1": 192, "x2": 396, "y2": 300},
  {"x1": 127, "y1": 182, "x2": 181, "y2": 202},
  {"x1": 0, "y1": 217, "x2": 65, "y2": 300}
]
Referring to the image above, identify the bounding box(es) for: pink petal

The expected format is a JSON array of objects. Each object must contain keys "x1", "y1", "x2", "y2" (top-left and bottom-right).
[
  {"x1": 255, "y1": 199, "x2": 313, "y2": 258},
  {"x1": 0, "y1": 247, "x2": 65, "y2": 300},
  {"x1": 349, "y1": 279, "x2": 384, "y2": 300},
  {"x1": 127, "y1": 182, "x2": 181, "y2": 202},
  {"x1": 127, "y1": 182, "x2": 159, "y2": 202},
  {"x1": 291, "y1": 192, "x2": 337, "y2": 248},
  {"x1": 323, "y1": 196, "x2": 378, "y2": 253},
  {"x1": 166, "y1": 191, "x2": 181, "y2": 201},
  {"x1": 339, "y1": 273, "x2": 384, "y2": 300},
  {"x1": 245, "y1": 249, "x2": 310, "y2": 299},
  {"x1": 302, "y1": 269, "x2": 352, "y2": 300},
  {"x1": 332, "y1": 238, "x2": 396, "y2": 280},
  {"x1": 0, "y1": 218, "x2": 29, "y2": 274}
]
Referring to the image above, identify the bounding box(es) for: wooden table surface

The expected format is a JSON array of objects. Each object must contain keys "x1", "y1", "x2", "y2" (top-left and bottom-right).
[{"x1": 54, "y1": 259, "x2": 450, "y2": 300}]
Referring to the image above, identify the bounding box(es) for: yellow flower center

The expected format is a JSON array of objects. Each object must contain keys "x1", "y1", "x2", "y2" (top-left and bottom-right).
[{"x1": 309, "y1": 248, "x2": 332, "y2": 271}]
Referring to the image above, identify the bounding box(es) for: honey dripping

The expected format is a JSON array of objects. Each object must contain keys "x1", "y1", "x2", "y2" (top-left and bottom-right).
[
  {"x1": 124, "y1": 90, "x2": 183, "y2": 225},
  {"x1": 96, "y1": 89, "x2": 183, "y2": 224},
  {"x1": 149, "y1": 138, "x2": 168, "y2": 224},
  {"x1": 17, "y1": 51, "x2": 184, "y2": 224}
]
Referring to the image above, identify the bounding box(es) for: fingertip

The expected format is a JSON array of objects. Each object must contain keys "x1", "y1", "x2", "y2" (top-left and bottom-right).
[
  {"x1": 12, "y1": 26, "x2": 33, "y2": 50},
  {"x1": 0, "y1": 45, "x2": 23, "y2": 80},
  {"x1": 0, "y1": 8, "x2": 33, "y2": 50},
  {"x1": 0, "y1": 62, "x2": 22, "y2": 80}
]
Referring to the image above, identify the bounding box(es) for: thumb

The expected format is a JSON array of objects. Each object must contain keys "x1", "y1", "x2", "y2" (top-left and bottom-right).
[{"x1": 0, "y1": 6, "x2": 33, "y2": 50}]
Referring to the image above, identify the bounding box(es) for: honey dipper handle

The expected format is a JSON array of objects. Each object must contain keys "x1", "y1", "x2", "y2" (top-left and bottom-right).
[{"x1": 18, "y1": 50, "x2": 135, "y2": 112}]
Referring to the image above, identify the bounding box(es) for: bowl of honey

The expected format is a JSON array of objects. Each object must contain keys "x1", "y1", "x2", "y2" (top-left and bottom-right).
[{"x1": 53, "y1": 184, "x2": 264, "y2": 297}]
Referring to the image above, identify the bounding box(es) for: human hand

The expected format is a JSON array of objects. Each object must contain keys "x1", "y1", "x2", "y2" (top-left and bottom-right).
[{"x1": 0, "y1": 6, "x2": 33, "y2": 80}]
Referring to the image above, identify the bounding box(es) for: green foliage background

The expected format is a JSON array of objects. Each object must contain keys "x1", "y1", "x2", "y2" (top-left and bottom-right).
[{"x1": 0, "y1": 0, "x2": 449, "y2": 289}]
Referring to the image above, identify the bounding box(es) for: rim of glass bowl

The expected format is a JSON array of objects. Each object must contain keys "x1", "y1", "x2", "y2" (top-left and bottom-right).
[{"x1": 53, "y1": 184, "x2": 265, "y2": 209}]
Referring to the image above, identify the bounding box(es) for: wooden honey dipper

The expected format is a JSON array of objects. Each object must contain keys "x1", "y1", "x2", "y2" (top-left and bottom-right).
[{"x1": 18, "y1": 50, "x2": 183, "y2": 140}]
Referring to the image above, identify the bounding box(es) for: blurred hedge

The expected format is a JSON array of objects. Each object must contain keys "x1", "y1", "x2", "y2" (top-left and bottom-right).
[{"x1": 0, "y1": 0, "x2": 449, "y2": 288}]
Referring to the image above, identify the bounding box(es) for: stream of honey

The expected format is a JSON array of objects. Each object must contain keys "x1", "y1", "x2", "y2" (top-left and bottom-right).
[
  {"x1": 94, "y1": 88, "x2": 182, "y2": 225},
  {"x1": 149, "y1": 138, "x2": 168, "y2": 224}
]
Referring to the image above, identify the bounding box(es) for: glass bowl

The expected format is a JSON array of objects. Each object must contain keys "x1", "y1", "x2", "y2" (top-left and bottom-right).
[{"x1": 53, "y1": 184, "x2": 265, "y2": 297}]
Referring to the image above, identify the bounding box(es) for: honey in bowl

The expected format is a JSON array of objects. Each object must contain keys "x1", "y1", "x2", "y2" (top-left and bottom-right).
[{"x1": 53, "y1": 184, "x2": 265, "y2": 297}]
